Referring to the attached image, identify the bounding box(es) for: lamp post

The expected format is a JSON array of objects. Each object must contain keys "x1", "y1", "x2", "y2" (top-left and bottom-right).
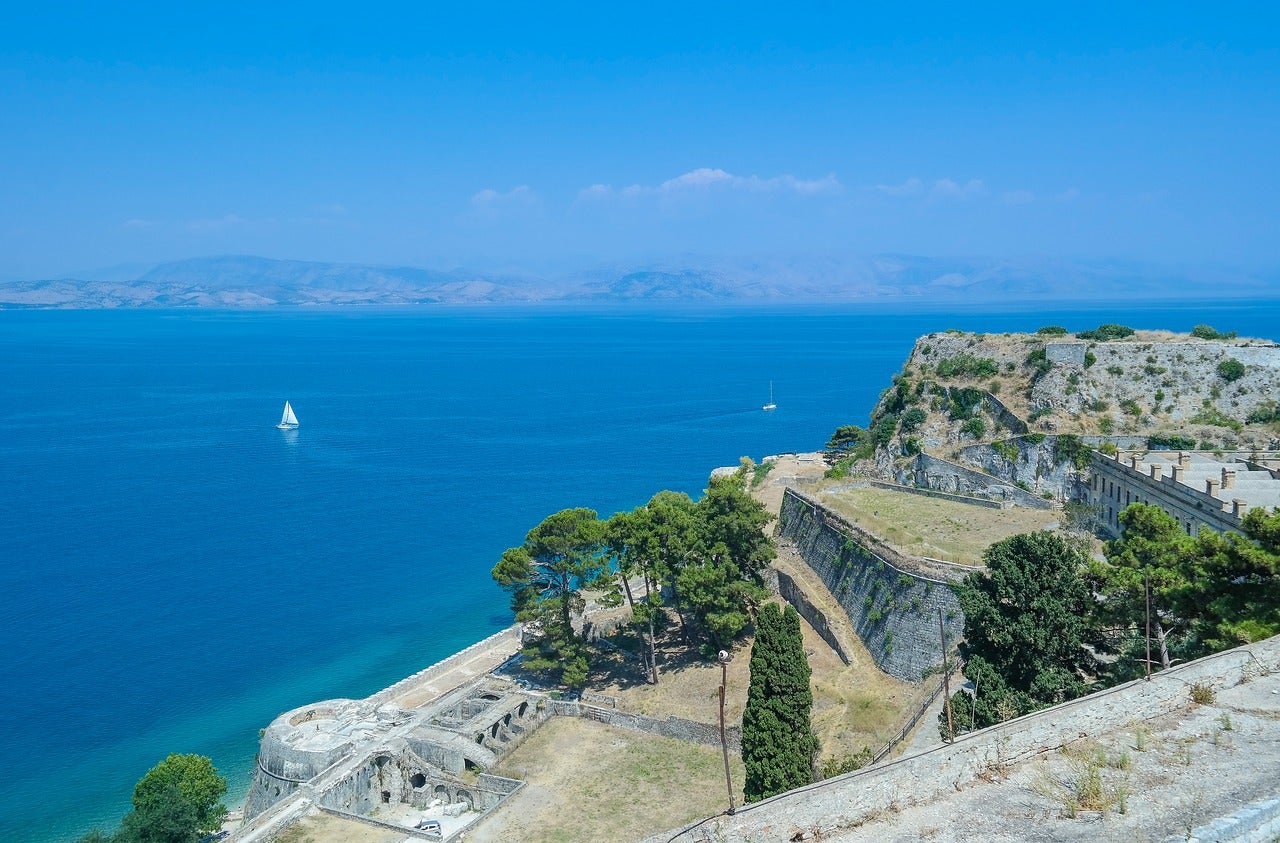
[{"x1": 717, "y1": 649, "x2": 736, "y2": 815}]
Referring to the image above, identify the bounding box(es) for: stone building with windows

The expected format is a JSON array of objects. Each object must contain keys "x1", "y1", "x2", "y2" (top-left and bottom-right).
[{"x1": 1087, "y1": 449, "x2": 1280, "y2": 538}]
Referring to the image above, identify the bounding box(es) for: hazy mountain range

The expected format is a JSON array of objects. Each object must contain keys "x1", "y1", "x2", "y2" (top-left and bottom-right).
[{"x1": 0, "y1": 254, "x2": 1274, "y2": 308}]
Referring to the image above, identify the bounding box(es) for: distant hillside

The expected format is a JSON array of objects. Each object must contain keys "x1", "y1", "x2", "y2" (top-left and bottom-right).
[{"x1": 1, "y1": 254, "x2": 1275, "y2": 308}]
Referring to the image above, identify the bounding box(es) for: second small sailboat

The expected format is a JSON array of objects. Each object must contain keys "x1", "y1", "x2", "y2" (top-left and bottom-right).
[
  {"x1": 763, "y1": 382, "x2": 776, "y2": 411},
  {"x1": 277, "y1": 401, "x2": 299, "y2": 430}
]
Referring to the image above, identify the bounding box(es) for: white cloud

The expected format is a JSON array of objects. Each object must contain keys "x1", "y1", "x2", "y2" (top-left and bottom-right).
[
  {"x1": 875, "y1": 178, "x2": 925, "y2": 198},
  {"x1": 579, "y1": 168, "x2": 841, "y2": 201},
  {"x1": 931, "y1": 178, "x2": 986, "y2": 199},
  {"x1": 876, "y1": 178, "x2": 985, "y2": 200},
  {"x1": 1002, "y1": 189, "x2": 1036, "y2": 205},
  {"x1": 470, "y1": 185, "x2": 537, "y2": 207},
  {"x1": 185, "y1": 213, "x2": 244, "y2": 232}
]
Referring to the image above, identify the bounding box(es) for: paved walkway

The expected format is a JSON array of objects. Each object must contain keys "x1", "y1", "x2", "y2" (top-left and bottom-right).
[{"x1": 390, "y1": 638, "x2": 522, "y2": 709}]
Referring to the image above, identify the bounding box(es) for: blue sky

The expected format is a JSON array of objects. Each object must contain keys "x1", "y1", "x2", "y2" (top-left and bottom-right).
[{"x1": 1, "y1": 2, "x2": 1277, "y2": 280}]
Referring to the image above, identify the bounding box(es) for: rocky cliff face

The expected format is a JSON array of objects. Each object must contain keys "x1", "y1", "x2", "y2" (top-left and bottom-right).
[{"x1": 850, "y1": 326, "x2": 1280, "y2": 502}]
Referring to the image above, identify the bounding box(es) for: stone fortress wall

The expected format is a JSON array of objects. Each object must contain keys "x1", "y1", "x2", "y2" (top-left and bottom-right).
[{"x1": 777, "y1": 488, "x2": 964, "y2": 681}]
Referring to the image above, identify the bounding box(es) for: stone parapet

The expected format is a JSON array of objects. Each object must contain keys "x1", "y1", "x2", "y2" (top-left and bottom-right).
[{"x1": 649, "y1": 634, "x2": 1280, "y2": 843}]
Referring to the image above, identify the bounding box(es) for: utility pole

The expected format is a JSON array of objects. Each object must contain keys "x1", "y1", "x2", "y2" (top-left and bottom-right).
[
  {"x1": 939, "y1": 609, "x2": 954, "y2": 742},
  {"x1": 717, "y1": 650, "x2": 736, "y2": 815}
]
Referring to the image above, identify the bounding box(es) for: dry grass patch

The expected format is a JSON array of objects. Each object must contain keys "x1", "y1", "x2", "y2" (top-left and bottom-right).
[
  {"x1": 477, "y1": 718, "x2": 744, "y2": 843},
  {"x1": 270, "y1": 809, "x2": 403, "y2": 843},
  {"x1": 816, "y1": 486, "x2": 1062, "y2": 566}
]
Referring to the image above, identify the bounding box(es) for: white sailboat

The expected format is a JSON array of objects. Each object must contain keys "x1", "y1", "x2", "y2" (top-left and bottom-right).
[
  {"x1": 763, "y1": 382, "x2": 777, "y2": 411},
  {"x1": 276, "y1": 401, "x2": 299, "y2": 430}
]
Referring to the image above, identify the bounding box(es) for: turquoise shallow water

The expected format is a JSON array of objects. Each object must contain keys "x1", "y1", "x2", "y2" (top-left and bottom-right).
[{"x1": 1, "y1": 301, "x2": 1277, "y2": 841}]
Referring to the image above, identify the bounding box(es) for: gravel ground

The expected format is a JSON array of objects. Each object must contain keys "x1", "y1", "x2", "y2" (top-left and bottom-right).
[{"x1": 825, "y1": 675, "x2": 1280, "y2": 842}]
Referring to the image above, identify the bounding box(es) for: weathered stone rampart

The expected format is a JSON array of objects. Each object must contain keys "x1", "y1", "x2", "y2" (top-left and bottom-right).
[
  {"x1": 906, "y1": 452, "x2": 1054, "y2": 509},
  {"x1": 370, "y1": 625, "x2": 522, "y2": 706},
  {"x1": 547, "y1": 699, "x2": 742, "y2": 751},
  {"x1": 774, "y1": 569, "x2": 851, "y2": 665},
  {"x1": 650, "y1": 633, "x2": 1280, "y2": 842},
  {"x1": 777, "y1": 488, "x2": 964, "y2": 680}
]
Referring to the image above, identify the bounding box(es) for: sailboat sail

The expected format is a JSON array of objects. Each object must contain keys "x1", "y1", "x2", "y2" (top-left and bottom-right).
[
  {"x1": 763, "y1": 382, "x2": 776, "y2": 411},
  {"x1": 278, "y1": 401, "x2": 298, "y2": 428}
]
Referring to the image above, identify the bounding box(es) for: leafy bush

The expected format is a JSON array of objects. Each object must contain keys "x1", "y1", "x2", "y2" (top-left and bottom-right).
[
  {"x1": 935, "y1": 353, "x2": 998, "y2": 379},
  {"x1": 1106, "y1": 365, "x2": 1124, "y2": 376},
  {"x1": 902, "y1": 436, "x2": 922, "y2": 456},
  {"x1": 1037, "y1": 325, "x2": 1069, "y2": 335},
  {"x1": 1084, "y1": 351, "x2": 1097, "y2": 368},
  {"x1": 1217, "y1": 359, "x2": 1246, "y2": 382},
  {"x1": 1120, "y1": 399, "x2": 1142, "y2": 416},
  {"x1": 992, "y1": 440, "x2": 1019, "y2": 461},
  {"x1": 947, "y1": 387, "x2": 984, "y2": 421},
  {"x1": 1055, "y1": 434, "x2": 1093, "y2": 469},
  {"x1": 961, "y1": 417, "x2": 986, "y2": 439},
  {"x1": 1247, "y1": 401, "x2": 1280, "y2": 424},
  {"x1": 1024, "y1": 432, "x2": 1046, "y2": 444},
  {"x1": 1148, "y1": 434, "x2": 1196, "y2": 450},
  {"x1": 1089, "y1": 399, "x2": 1111, "y2": 412},
  {"x1": 899, "y1": 407, "x2": 928, "y2": 433},
  {"x1": 871, "y1": 413, "x2": 899, "y2": 446},
  {"x1": 1098, "y1": 417, "x2": 1115, "y2": 434},
  {"x1": 1191, "y1": 408, "x2": 1242, "y2": 431},
  {"x1": 1025, "y1": 347, "x2": 1052, "y2": 376},
  {"x1": 1077, "y1": 324, "x2": 1135, "y2": 341},
  {"x1": 1191, "y1": 324, "x2": 1237, "y2": 341},
  {"x1": 1098, "y1": 442, "x2": 1118, "y2": 455}
]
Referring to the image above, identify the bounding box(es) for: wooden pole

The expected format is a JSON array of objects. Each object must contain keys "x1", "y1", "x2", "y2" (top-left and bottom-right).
[
  {"x1": 939, "y1": 609, "x2": 954, "y2": 742},
  {"x1": 718, "y1": 654, "x2": 736, "y2": 814},
  {"x1": 970, "y1": 672, "x2": 979, "y2": 732},
  {"x1": 1145, "y1": 569, "x2": 1152, "y2": 681}
]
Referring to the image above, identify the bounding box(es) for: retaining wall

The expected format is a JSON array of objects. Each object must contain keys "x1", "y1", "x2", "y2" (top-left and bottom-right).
[
  {"x1": 777, "y1": 489, "x2": 964, "y2": 681},
  {"x1": 774, "y1": 569, "x2": 851, "y2": 665},
  {"x1": 908, "y1": 452, "x2": 1055, "y2": 509},
  {"x1": 548, "y1": 699, "x2": 741, "y2": 751},
  {"x1": 652, "y1": 633, "x2": 1280, "y2": 843},
  {"x1": 867, "y1": 479, "x2": 1007, "y2": 509}
]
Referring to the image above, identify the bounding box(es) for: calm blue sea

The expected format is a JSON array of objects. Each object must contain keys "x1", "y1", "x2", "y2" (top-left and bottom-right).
[{"x1": 1, "y1": 301, "x2": 1277, "y2": 841}]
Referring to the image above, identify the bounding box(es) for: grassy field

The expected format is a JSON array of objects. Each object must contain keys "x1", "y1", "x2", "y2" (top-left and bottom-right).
[
  {"x1": 478, "y1": 718, "x2": 745, "y2": 843},
  {"x1": 817, "y1": 484, "x2": 1064, "y2": 566}
]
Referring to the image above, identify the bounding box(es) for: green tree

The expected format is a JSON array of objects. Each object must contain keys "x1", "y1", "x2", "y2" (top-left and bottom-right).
[
  {"x1": 945, "y1": 532, "x2": 1095, "y2": 733},
  {"x1": 696, "y1": 470, "x2": 776, "y2": 583},
  {"x1": 89, "y1": 754, "x2": 229, "y2": 843},
  {"x1": 1179, "y1": 507, "x2": 1280, "y2": 651},
  {"x1": 604, "y1": 494, "x2": 699, "y2": 683},
  {"x1": 1090, "y1": 504, "x2": 1280, "y2": 673},
  {"x1": 742, "y1": 603, "x2": 818, "y2": 801},
  {"x1": 492, "y1": 507, "x2": 606, "y2": 687},
  {"x1": 676, "y1": 544, "x2": 764, "y2": 649},
  {"x1": 118, "y1": 781, "x2": 202, "y2": 843},
  {"x1": 825, "y1": 424, "x2": 865, "y2": 456},
  {"x1": 1087, "y1": 504, "x2": 1195, "y2": 678}
]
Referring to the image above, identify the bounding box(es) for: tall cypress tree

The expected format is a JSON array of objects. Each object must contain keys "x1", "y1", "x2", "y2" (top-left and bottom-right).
[{"x1": 741, "y1": 602, "x2": 818, "y2": 802}]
